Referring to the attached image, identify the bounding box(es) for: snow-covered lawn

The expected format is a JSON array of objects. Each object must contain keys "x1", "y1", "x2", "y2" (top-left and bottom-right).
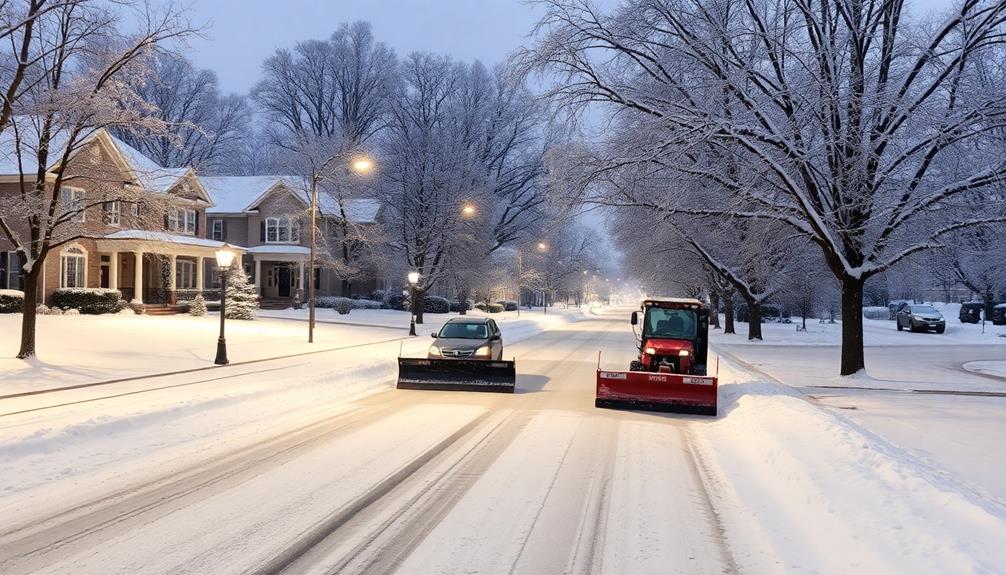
[
  {"x1": 0, "y1": 307, "x2": 584, "y2": 395},
  {"x1": 713, "y1": 302, "x2": 1006, "y2": 347}
]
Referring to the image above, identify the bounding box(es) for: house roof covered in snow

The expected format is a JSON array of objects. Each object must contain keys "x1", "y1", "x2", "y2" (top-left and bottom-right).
[
  {"x1": 200, "y1": 175, "x2": 381, "y2": 223},
  {"x1": 102, "y1": 230, "x2": 241, "y2": 249}
]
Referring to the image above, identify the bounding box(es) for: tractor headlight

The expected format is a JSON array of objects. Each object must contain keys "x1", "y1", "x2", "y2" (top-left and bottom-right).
[
  {"x1": 429, "y1": 346, "x2": 442, "y2": 356},
  {"x1": 678, "y1": 350, "x2": 690, "y2": 357},
  {"x1": 475, "y1": 346, "x2": 491, "y2": 357},
  {"x1": 644, "y1": 347, "x2": 656, "y2": 355}
]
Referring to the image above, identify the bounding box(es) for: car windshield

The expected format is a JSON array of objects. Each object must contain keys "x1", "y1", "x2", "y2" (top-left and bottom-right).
[
  {"x1": 439, "y1": 322, "x2": 489, "y2": 339},
  {"x1": 912, "y1": 305, "x2": 938, "y2": 314},
  {"x1": 644, "y1": 307, "x2": 697, "y2": 339}
]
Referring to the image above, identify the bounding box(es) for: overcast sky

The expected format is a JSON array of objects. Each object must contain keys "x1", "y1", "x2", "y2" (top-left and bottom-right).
[{"x1": 175, "y1": 0, "x2": 545, "y2": 94}]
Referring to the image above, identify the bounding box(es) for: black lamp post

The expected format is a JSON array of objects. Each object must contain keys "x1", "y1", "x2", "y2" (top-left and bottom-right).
[
  {"x1": 408, "y1": 271, "x2": 420, "y2": 336},
  {"x1": 214, "y1": 245, "x2": 236, "y2": 365}
]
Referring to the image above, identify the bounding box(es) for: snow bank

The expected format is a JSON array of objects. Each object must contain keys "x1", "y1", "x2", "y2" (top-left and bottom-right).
[
  {"x1": 693, "y1": 360, "x2": 1006, "y2": 573},
  {"x1": 963, "y1": 361, "x2": 1006, "y2": 379}
]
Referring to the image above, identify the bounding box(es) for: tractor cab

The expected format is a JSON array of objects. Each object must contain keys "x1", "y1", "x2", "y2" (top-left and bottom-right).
[{"x1": 631, "y1": 299, "x2": 709, "y2": 376}]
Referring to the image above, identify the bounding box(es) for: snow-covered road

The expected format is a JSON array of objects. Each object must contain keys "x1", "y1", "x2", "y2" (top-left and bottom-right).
[{"x1": 2, "y1": 310, "x2": 1004, "y2": 574}]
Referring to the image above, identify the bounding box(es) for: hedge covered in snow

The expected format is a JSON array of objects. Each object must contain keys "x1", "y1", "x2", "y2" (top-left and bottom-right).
[
  {"x1": 51, "y1": 288, "x2": 123, "y2": 315},
  {"x1": 315, "y1": 295, "x2": 382, "y2": 313},
  {"x1": 0, "y1": 289, "x2": 24, "y2": 313}
]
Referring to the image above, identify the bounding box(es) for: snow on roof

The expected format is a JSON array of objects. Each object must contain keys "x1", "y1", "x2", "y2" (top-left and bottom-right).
[
  {"x1": 0, "y1": 125, "x2": 78, "y2": 175},
  {"x1": 103, "y1": 230, "x2": 243, "y2": 250},
  {"x1": 104, "y1": 134, "x2": 190, "y2": 194},
  {"x1": 200, "y1": 176, "x2": 299, "y2": 213},
  {"x1": 201, "y1": 175, "x2": 380, "y2": 223},
  {"x1": 246, "y1": 245, "x2": 311, "y2": 255}
]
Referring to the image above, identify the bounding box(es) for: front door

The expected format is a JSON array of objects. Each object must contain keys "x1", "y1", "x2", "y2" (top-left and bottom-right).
[
  {"x1": 100, "y1": 265, "x2": 110, "y2": 289},
  {"x1": 277, "y1": 266, "x2": 291, "y2": 298}
]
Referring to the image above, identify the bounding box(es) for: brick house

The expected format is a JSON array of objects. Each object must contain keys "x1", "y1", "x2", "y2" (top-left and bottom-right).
[
  {"x1": 200, "y1": 176, "x2": 384, "y2": 305},
  {"x1": 0, "y1": 129, "x2": 240, "y2": 307}
]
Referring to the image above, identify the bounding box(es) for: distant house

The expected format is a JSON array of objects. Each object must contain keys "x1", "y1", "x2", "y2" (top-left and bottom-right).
[
  {"x1": 0, "y1": 128, "x2": 239, "y2": 307},
  {"x1": 200, "y1": 176, "x2": 383, "y2": 304}
]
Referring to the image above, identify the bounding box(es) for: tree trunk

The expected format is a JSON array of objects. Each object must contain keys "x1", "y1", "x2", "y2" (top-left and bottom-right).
[
  {"x1": 17, "y1": 270, "x2": 40, "y2": 359},
  {"x1": 709, "y1": 289, "x2": 721, "y2": 329},
  {"x1": 458, "y1": 287, "x2": 469, "y2": 316},
  {"x1": 341, "y1": 279, "x2": 351, "y2": 297},
  {"x1": 840, "y1": 277, "x2": 866, "y2": 375},
  {"x1": 414, "y1": 288, "x2": 425, "y2": 324},
  {"x1": 723, "y1": 294, "x2": 735, "y2": 334},
  {"x1": 746, "y1": 299, "x2": 763, "y2": 341},
  {"x1": 984, "y1": 290, "x2": 994, "y2": 322}
]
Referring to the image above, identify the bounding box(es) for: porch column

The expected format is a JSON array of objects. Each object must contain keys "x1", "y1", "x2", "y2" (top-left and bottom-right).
[
  {"x1": 168, "y1": 254, "x2": 177, "y2": 304},
  {"x1": 132, "y1": 251, "x2": 144, "y2": 303},
  {"x1": 196, "y1": 256, "x2": 204, "y2": 291},
  {"x1": 254, "y1": 258, "x2": 262, "y2": 294},
  {"x1": 298, "y1": 259, "x2": 305, "y2": 299},
  {"x1": 109, "y1": 251, "x2": 119, "y2": 290}
]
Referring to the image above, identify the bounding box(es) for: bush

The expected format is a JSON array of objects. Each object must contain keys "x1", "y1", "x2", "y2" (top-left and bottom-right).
[
  {"x1": 474, "y1": 302, "x2": 488, "y2": 312},
  {"x1": 450, "y1": 300, "x2": 472, "y2": 313},
  {"x1": 863, "y1": 306, "x2": 888, "y2": 320},
  {"x1": 316, "y1": 296, "x2": 382, "y2": 312},
  {"x1": 64, "y1": 308, "x2": 80, "y2": 316},
  {"x1": 384, "y1": 293, "x2": 407, "y2": 310},
  {"x1": 0, "y1": 289, "x2": 24, "y2": 313},
  {"x1": 189, "y1": 294, "x2": 207, "y2": 317},
  {"x1": 486, "y1": 303, "x2": 504, "y2": 313},
  {"x1": 51, "y1": 288, "x2": 121, "y2": 314},
  {"x1": 424, "y1": 295, "x2": 450, "y2": 314},
  {"x1": 49, "y1": 306, "x2": 63, "y2": 316},
  {"x1": 498, "y1": 300, "x2": 518, "y2": 312},
  {"x1": 35, "y1": 304, "x2": 50, "y2": 315},
  {"x1": 333, "y1": 298, "x2": 352, "y2": 315}
]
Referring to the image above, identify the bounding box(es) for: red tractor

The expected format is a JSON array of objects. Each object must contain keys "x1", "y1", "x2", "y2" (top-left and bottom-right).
[{"x1": 595, "y1": 298, "x2": 718, "y2": 416}]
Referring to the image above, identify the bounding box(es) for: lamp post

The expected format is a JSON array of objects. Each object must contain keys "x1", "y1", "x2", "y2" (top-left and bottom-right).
[
  {"x1": 408, "y1": 271, "x2": 420, "y2": 336},
  {"x1": 214, "y1": 245, "x2": 236, "y2": 365},
  {"x1": 307, "y1": 154, "x2": 374, "y2": 344}
]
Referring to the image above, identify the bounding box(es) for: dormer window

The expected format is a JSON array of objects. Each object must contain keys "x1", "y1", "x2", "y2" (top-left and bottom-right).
[
  {"x1": 265, "y1": 216, "x2": 300, "y2": 243},
  {"x1": 168, "y1": 208, "x2": 197, "y2": 235}
]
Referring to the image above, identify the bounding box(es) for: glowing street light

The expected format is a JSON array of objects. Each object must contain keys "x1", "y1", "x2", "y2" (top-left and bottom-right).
[
  {"x1": 537, "y1": 242, "x2": 548, "y2": 251},
  {"x1": 461, "y1": 203, "x2": 477, "y2": 217},
  {"x1": 351, "y1": 157, "x2": 374, "y2": 173},
  {"x1": 213, "y1": 245, "x2": 236, "y2": 366},
  {"x1": 406, "y1": 271, "x2": 418, "y2": 333}
]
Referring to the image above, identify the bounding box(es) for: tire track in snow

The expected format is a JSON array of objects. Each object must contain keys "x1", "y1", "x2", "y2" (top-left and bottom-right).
[
  {"x1": 683, "y1": 425, "x2": 741, "y2": 574},
  {"x1": 247, "y1": 407, "x2": 503, "y2": 575},
  {"x1": 0, "y1": 402, "x2": 400, "y2": 573}
]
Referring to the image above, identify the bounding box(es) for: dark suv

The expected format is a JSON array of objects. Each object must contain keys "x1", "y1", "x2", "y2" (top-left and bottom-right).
[
  {"x1": 896, "y1": 304, "x2": 945, "y2": 333},
  {"x1": 993, "y1": 304, "x2": 1006, "y2": 326},
  {"x1": 959, "y1": 302, "x2": 984, "y2": 324}
]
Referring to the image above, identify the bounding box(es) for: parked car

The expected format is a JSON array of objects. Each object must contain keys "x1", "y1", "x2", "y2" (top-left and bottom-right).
[
  {"x1": 993, "y1": 303, "x2": 1006, "y2": 326},
  {"x1": 959, "y1": 301, "x2": 984, "y2": 324},
  {"x1": 428, "y1": 317, "x2": 504, "y2": 360},
  {"x1": 896, "y1": 304, "x2": 945, "y2": 333}
]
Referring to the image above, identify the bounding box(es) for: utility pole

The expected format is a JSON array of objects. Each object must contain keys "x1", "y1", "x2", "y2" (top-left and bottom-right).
[
  {"x1": 308, "y1": 172, "x2": 318, "y2": 344},
  {"x1": 516, "y1": 249, "x2": 522, "y2": 317}
]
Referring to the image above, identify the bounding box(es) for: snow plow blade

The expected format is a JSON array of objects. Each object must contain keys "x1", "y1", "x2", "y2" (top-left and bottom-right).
[
  {"x1": 397, "y1": 358, "x2": 516, "y2": 393},
  {"x1": 595, "y1": 369, "x2": 717, "y2": 416}
]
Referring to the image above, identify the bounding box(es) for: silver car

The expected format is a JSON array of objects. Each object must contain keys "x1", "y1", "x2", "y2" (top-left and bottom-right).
[
  {"x1": 896, "y1": 304, "x2": 945, "y2": 333},
  {"x1": 429, "y1": 317, "x2": 504, "y2": 360}
]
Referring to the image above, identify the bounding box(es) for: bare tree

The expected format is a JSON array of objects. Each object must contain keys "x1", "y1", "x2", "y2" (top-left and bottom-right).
[
  {"x1": 523, "y1": 0, "x2": 1006, "y2": 374},
  {"x1": 111, "y1": 52, "x2": 250, "y2": 173}
]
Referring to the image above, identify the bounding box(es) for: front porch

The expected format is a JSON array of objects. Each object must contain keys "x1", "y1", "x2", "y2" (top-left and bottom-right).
[
  {"x1": 95, "y1": 231, "x2": 242, "y2": 305},
  {"x1": 247, "y1": 245, "x2": 312, "y2": 306}
]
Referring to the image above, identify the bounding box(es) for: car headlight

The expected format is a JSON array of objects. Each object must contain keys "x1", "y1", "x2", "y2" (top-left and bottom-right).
[
  {"x1": 644, "y1": 347, "x2": 656, "y2": 355},
  {"x1": 678, "y1": 350, "x2": 690, "y2": 357},
  {"x1": 429, "y1": 346, "x2": 442, "y2": 356},
  {"x1": 475, "y1": 346, "x2": 491, "y2": 357},
  {"x1": 912, "y1": 315, "x2": 922, "y2": 321}
]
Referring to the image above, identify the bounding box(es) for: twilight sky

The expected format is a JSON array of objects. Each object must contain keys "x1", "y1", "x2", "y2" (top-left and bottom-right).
[{"x1": 175, "y1": 0, "x2": 546, "y2": 94}]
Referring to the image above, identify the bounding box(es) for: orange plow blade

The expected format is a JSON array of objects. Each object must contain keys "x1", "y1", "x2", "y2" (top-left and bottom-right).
[{"x1": 595, "y1": 369, "x2": 718, "y2": 416}]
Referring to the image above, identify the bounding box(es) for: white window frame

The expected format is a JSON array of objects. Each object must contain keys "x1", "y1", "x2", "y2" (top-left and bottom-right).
[
  {"x1": 168, "y1": 208, "x2": 197, "y2": 236},
  {"x1": 60, "y1": 245, "x2": 87, "y2": 288},
  {"x1": 211, "y1": 219, "x2": 224, "y2": 241},
  {"x1": 175, "y1": 259, "x2": 196, "y2": 290},
  {"x1": 265, "y1": 216, "x2": 299, "y2": 244},
  {"x1": 132, "y1": 202, "x2": 141, "y2": 217},
  {"x1": 103, "y1": 201, "x2": 120, "y2": 226},
  {"x1": 3, "y1": 251, "x2": 21, "y2": 290},
  {"x1": 60, "y1": 187, "x2": 86, "y2": 223}
]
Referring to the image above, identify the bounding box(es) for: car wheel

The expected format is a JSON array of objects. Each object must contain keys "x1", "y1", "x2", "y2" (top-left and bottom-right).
[
  {"x1": 936, "y1": 326, "x2": 945, "y2": 334},
  {"x1": 896, "y1": 320, "x2": 903, "y2": 331}
]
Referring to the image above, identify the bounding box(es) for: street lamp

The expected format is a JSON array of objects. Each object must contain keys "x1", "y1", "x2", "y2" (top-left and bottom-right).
[
  {"x1": 407, "y1": 271, "x2": 420, "y2": 336},
  {"x1": 308, "y1": 153, "x2": 374, "y2": 344},
  {"x1": 461, "y1": 203, "x2": 476, "y2": 218},
  {"x1": 214, "y1": 245, "x2": 236, "y2": 365}
]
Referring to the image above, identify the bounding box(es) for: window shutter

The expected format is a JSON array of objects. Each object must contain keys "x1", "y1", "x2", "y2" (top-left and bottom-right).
[
  {"x1": 195, "y1": 212, "x2": 201, "y2": 237},
  {"x1": 163, "y1": 213, "x2": 169, "y2": 230},
  {"x1": 222, "y1": 220, "x2": 228, "y2": 240},
  {"x1": 260, "y1": 220, "x2": 266, "y2": 242}
]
